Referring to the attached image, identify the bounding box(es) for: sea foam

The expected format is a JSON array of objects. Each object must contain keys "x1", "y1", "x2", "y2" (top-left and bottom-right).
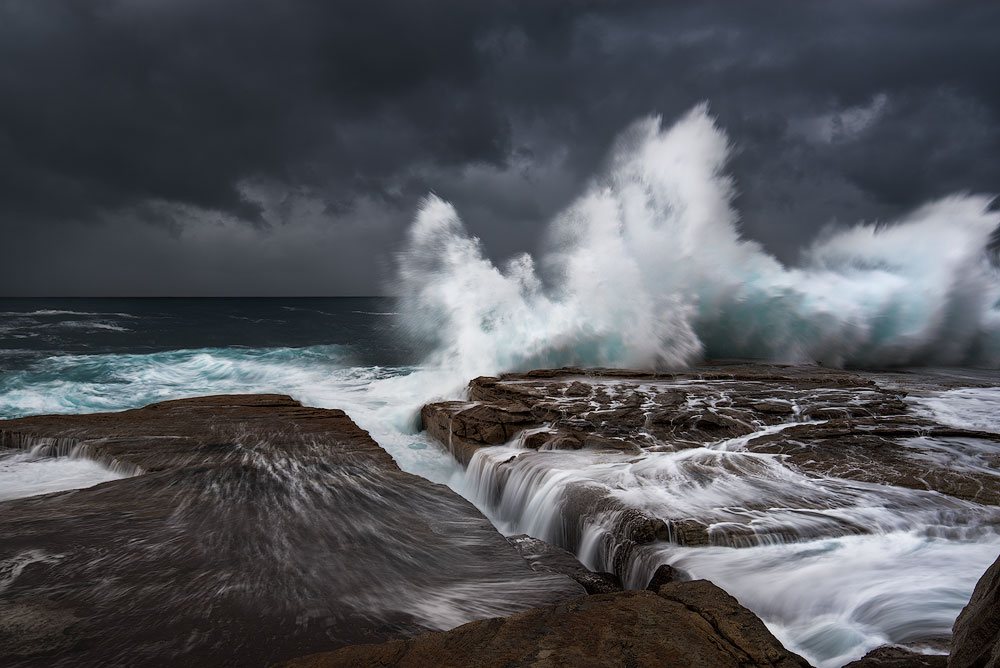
[{"x1": 397, "y1": 104, "x2": 1000, "y2": 380}]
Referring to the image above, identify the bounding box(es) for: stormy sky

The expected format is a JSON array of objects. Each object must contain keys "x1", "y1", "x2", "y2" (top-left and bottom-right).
[{"x1": 2, "y1": 1, "x2": 999, "y2": 296}]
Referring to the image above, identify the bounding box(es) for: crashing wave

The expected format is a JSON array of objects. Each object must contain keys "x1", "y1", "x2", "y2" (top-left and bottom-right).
[{"x1": 397, "y1": 104, "x2": 1000, "y2": 377}]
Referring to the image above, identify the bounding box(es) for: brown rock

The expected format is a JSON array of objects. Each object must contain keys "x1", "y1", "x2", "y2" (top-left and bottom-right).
[
  {"x1": 564, "y1": 381, "x2": 592, "y2": 397},
  {"x1": 951, "y1": 554, "x2": 1000, "y2": 668},
  {"x1": 506, "y1": 534, "x2": 622, "y2": 595},
  {"x1": 842, "y1": 645, "x2": 946, "y2": 667},
  {"x1": 646, "y1": 563, "x2": 689, "y2": 590},
  {"x1": 581, "y1": 433, "x2": 642, "y2": 453},
  {"x1": 420, "y1": 366, "x2": 1000, "y2": 573},
  {"x1": 545, "y1": 433, "x2": 584, "y2": 450},
  {"x1": 521, "y1": 430, "x2": 551, "y2": 449},
  {"x1": 283, "y1": 582, "x2": 811, "y2": 668},
  {"x1": 751, "y1": 400, "x2": 796, "y2": 415},
  {"x1": 667, "y1": 518, "x2": 712, "y2": 546},
  {"x1": 569, "y1": 570, "x2": 624, "y2": 595},
  {"x1": 420, "y1": 400, "x2": 540, "y2": 465}
]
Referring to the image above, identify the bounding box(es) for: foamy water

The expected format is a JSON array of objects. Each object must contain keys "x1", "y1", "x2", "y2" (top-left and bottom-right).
[
  {"x1": 0, "y1": 449, "x2": 126, "y2": 501},
  {"x1": 664, "y1": 533, "x2": 993, "y2": 666},
  {"x1": 386, "y1": 105, "x2": 1000, "y2": 666},
  {"x1": 911, "y1": 386, "x2": 1000, "y2": 433},
  {"x1": 397, "y1": 105, "x2": 1000, "y2": 377},
  {"x1": 2, "y1": 346, "x2": 999, "y2": 666},
  {"x1": 4, "y1": 349, "x2": 997, "y2": 666}
]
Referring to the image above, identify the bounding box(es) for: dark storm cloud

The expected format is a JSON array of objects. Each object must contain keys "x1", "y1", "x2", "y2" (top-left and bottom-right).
[{"x1": 1, "y1": 0, "x2": 998, "y2": 294}]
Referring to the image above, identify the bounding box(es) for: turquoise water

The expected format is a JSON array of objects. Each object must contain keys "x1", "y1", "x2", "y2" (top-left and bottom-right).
[{"x1": 0, "y1": 297, "x2": 463, "y2": 485}]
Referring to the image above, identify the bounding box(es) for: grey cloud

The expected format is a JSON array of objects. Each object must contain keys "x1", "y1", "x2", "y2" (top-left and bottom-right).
[{"x1": 1, "y1": 0, "x2": 998, "y2": 294}]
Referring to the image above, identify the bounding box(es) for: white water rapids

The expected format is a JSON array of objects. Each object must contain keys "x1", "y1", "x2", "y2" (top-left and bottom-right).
[{"x1": 0, "y1": 449, "x2": 125, "y2": 501}]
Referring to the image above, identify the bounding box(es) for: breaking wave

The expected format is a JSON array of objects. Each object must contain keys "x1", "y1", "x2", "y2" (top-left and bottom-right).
[{"x1": 398, "y1": 104, "x2": 1000, "y2": 379}]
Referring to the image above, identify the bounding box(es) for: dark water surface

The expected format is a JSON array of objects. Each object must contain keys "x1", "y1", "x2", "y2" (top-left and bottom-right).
[{"x1": 0, "y1": 297, "x2": 410, "y2": 372}]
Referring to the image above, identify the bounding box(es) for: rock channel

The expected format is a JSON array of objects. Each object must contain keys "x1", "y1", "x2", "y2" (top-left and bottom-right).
[
  {"x1": 423, "y1": 365, "x2": 1000, "y2": 506},
  {"x1": 286, "y1": 551, "x2": 1000, "y2": 668}
]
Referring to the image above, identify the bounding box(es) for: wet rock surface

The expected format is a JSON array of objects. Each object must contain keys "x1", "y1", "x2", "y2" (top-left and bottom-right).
[
  {"x1": 0, "y1": 395, "x2": 584, "y2": 667},
  {"x1": 646, "y1": 563, "x2": 690, "y2": 590},
  {"x1": 506, "y1": 534, "x2": 623, "y2": 595},
  {"x1": 951, "y1": 553, "x2": 1000, "y2": 668},
  {"x1": 420, "y1": 364, "x2": 1000, "y2": 666},
  {"x1": 283, "y1": 580, "x2": 811, "y2": 668},
  {"x1": 422, "y1": 365, "x2": 1000, "y2": 554},
  {"x1": 842, "y1": 646, "x2": 947, "y2": 667},
  {"x1": 424, "y1": 365, "x2": 1000, "y2": 505}
]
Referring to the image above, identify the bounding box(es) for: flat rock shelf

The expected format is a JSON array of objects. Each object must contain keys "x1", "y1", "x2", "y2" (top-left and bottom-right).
[{"x1": 0, "y1": 395, "x2": 584, "y2": 667}]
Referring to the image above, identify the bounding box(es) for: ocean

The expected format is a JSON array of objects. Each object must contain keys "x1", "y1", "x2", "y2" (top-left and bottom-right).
[
  {"x1": 0, "y1": 295, "x2": 466, "y2": 490},
  {"x1": 0, "y1": 296, "x2": 476, "y2": 495},
  {"x1": 1, "y1": 297, "x2": 999, "y2": 668}
]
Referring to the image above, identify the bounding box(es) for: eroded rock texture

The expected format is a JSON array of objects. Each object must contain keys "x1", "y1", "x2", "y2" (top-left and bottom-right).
[
  {"x1": 506, "y1": 533, "x2": 623, "y2": 595},
  {"x1": 421, "y1": 365, "x2": 1000, "y2": 612},
  {"x1": 423, "y1": 366, "x2": 1000, "y2": 553},
  {"x1": 842, "y1": 646, "x2": 946, "y2": 667},
  {"x1": 951, "y1": 553, "x2": 1000, "y2": 668},
  {"x1": 0, "y1": 395, "x2": 584, "y2": 667},
  {"x1": 424, "y1": 366, "x2": 1000, "y2": 505}
]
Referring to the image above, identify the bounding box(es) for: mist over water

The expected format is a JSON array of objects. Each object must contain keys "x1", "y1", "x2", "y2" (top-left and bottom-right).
[{"x1": 399, "y1": 104, "x2": 1000, "y2": 380}]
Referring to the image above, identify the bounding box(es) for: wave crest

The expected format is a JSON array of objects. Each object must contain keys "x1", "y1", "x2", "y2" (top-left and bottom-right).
[{"x1": 397, "y1": 105, "x2": 1000, "y2": 374}]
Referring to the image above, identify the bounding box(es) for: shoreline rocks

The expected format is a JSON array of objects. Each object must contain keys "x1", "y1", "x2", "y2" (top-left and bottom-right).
[
  {"x1": 843, "y1": 646, "x2": 946, "y2": 667},
  {"x1": 2, "y1": 366, "x2": 997, "y2": 668},
  {"x1": 282, "y1": 580, "x2": 812, "y2": 668},
  {"x1": 506, "y1": 533, "x2": 623, "y2": 595},
  {"x1": 0, "y1": 395, "x2": 584, "y2": 667},
  {"x1": 421, "y1": 366, "x2": 1000, "y2": 562},
  {"x1": 950, "y1": 553, "x2": 1000, "y2": 668},
  {"x1": 418, "y1": 364, "x2": 1000, "y2": 665},
  {"x1": 423, "y1": 366, "x2": 1000, "y2": 506}
]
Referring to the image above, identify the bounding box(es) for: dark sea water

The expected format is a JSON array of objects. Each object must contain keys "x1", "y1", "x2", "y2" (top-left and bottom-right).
[
  {"x1": 0, "y1": 297, "x2": 409, "y2": 371},
  {"x1": 0, "y1": 297, "x2": 435, "y2": 420}
]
